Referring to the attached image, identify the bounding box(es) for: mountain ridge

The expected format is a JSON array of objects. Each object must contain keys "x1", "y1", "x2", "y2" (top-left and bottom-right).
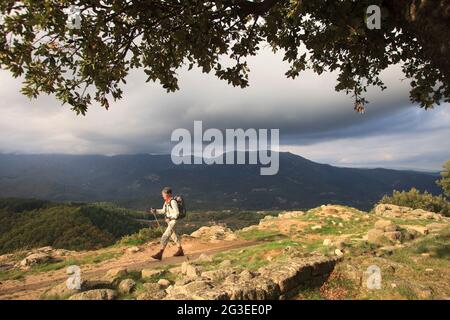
[{"x1": 0, "y1": 152, "x2": 442, "y2": 210}]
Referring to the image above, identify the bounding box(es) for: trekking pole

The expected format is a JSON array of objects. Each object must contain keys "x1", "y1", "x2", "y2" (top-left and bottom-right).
[{"x1": 150, "y1": 209, "x2": 164, "y2": 233}]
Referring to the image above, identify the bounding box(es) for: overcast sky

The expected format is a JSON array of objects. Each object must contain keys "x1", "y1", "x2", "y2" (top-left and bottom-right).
[{"x1": 0, "y1": 48, "x2": 449, "y2": 171}]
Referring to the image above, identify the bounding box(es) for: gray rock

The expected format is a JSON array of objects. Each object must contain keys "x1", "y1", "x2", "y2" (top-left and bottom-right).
[
  {"x1": 239, "y1": 270, "x2": 256, "y2": 281},
  {"x1": 69, "y1": 289, "x2": 117, "y2": 300},
  {"x1": 20, "y1": 253, "x2": 52, "y2": 268},
  {"x1": 181, "y1": 262, "x2": 201, "y2": 278},
  {"x1": 157, "y1": 279, "x2": 171, "y2": 288},
  {"x1": 384, "y1": 231, "x2": 402, "y2": 242},
  {"x1": 103, "y1": 267, "x2": 128, "y2": 286},
  {"x1": 367, "y1": 229, "x2": 386, "y2": 245},
  {"x1": 201, "y1": 268, "x2": 233, "y2": 281},
  {"x1": 137, "y1": 283, "x2": 167, "y2": 300},
  {"x1": 196, "y1": 253, "x2": 213, "y2": 262},
  {"x1": 118, "y1": 279, "x2": 136, "y2": 294},
  {"x1": 374, "y1": 219, "x2": 397, "y2": 231},
  {"x1": 141, "y1": 268, "x2": 163, "y2": 279}
]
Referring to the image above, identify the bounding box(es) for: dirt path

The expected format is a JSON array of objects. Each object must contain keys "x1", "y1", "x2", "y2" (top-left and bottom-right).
[{"x1": 0, "y1": 239, "x2": 258, "y2": 300}]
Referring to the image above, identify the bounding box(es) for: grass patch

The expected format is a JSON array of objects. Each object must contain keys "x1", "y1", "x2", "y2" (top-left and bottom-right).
[
  {"x1": 397, "y1": 283, "x2": 419, "y2": 300},
  {"x1": 236, "y1": 229, "x2": 287, "y2": 242},
  {"x1": 116, "y1": 228, "x2": 162, "y2": 247},
  {"x1": 0, "y1": 269, "x2": 26, "y2": 281},
  {"x1": 208, "y1": 240, "x2": 302, "y2": 271}
]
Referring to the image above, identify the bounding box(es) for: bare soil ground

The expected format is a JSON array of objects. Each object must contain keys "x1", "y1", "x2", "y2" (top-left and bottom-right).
[{"x1": 0, "y1": 238, "x2": 256, "y2": 300}]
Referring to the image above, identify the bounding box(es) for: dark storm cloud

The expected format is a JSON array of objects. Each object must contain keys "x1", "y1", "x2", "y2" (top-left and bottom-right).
[{"x1": 0, "y1": 49, "x2": 448, "y2": 170}]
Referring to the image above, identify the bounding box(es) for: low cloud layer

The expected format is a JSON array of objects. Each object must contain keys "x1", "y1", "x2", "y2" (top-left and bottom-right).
[{"x1": 0, "y1": 49, "x2": 448, "y2": 171}]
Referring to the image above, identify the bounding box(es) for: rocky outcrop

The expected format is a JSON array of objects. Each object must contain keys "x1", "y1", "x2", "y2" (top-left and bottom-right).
[
  {"x1": 314, "y1": 205, "x2": 368, "y2": 221},
  {"x1": 161, "y1": 255, "x2": 340, "y2": 300},
  {"x1": 17, "y1": 246, "x2": 75, "y2": 270},
  {"x1": 367, "y1": 220, "x2": 417, "y2": 245},
  {"x1": 137, "y1": 283, "x2": 167, "y2": 300},
  {"x1": 69, "y1": 289, "x2": 117, "y2": 300},
  {"x1": 374, "y1": 204, "x2": 444, "y2": 220},
  {"x1": 103, "y1": 267, "x2": 128, "y2": 286},
  {"x1": 118, "y1": 279, "x2": 136, "y2": 294},
  {"x1": 277, "y1": 211, "x2": 305, "y2": 219},
  {"x1": 190, "y1": 225, "x2": 237, "y2": 242},
  {"x1": 141, "y1": 268, "x2": 164, "y2": 279},
  {"x1": 181, "y1": 261, "x2": 202, "y2": 278},
  {"x1": 19, "y1": 253, "x2": 52, "y2": 269}
]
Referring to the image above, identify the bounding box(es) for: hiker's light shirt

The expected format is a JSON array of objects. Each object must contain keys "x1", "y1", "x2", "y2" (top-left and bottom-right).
[
  {"x1": 156, "y1": 199, "x2": 180, "y2": 220},
  {"x1": 156, "y1": 198, "x2": 181, "y2": 246}
]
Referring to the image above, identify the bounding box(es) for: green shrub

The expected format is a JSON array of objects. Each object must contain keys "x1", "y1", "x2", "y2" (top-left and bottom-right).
[
  {"x1": 117, "y1": 227, "x2": 162, "y2": 246},
  {"x1": 378, "y1": 188, "x2": 449, "y2": 216}
]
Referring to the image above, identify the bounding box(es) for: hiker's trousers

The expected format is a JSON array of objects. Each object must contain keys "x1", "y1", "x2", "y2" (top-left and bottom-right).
[{"x1": 161, "y1": 219, "x2": 180, "y2": 247}]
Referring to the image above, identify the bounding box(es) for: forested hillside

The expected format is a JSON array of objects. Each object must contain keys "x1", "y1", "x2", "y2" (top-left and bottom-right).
[{"x1": 0, "y1": 199, "x2": 147, "y2": 254}]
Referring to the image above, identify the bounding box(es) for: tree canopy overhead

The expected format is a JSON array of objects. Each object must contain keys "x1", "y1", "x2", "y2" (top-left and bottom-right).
[{"x1": 0, "y1": 0, "x2": 449, "y2": 115}]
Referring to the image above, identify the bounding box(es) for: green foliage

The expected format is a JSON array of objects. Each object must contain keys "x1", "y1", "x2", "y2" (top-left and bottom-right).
[
  {"x1": 0, "y1": 198, "x2": 52, "y2": 212},
  {"x1": 378, "y1": 188, "x2": 450, "y2": 216},
  {"x1": 0, "y1": 1, "x2": 448, "y2": 114},
  {"x1": 437, "y1": 160, "x2": 450, "y2": 198},
  {"x1": 116, "y1": 227, "x2": 162, "y2": 246},
  {"x1": 0, "y1": 199, "x2": 147, "y2": 254}
]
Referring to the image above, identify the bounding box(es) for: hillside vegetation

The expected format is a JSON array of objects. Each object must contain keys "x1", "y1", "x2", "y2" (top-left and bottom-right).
[
  {"x1": 379, "y1": 188, "x2": 449, "y2": 217},
  {"x1": 0, "y1": 202, "x2": 448, "y2": 300},
  {"x1": 0, "y1": 199, "x2": 147, "y2": 254}
]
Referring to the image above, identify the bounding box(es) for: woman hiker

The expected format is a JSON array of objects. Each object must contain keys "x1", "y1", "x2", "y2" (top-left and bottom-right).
[{"x1": 149, "y1": 187, "x2": 184, "y2": 260}]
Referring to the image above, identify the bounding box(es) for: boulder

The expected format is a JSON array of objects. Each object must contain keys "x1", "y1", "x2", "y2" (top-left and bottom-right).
[
  {"x1": 125, "y1": 246, "x2": 141, "y2": 254},
  {"x1": 166, "y1": 280, "x2": 229, "y2": 300},
  {"x1": 168, "y1": 266, "x2": 182, "y2": 274},
  {"x1": 334, "y1": 249, "x2": 344, "y2": 257},
  {"x1": 20, "y1": 253, "x2": 52, "y2": 268},
  {"x1": 157, "y1": 279, "x2": 171, "y2": 288},
  {"x1": 196, "y1": 253, "x2": 213, "y2": 263},
  {"x1": 103, "y1": 267, "x2": 128, "y2": 286},
  {"x1": 383, "y1": 231, "x2": 402, "y2": 242},
  {"x1": 166, "y1": 280, "x2": 214, "y2": 297},
  {"x1": 42, "y1": 281, "x2": 80, "y2": 299},
  {"x1": 141, "y1": 268, "x2": 163, "y2": 279},
  {"x1": 374, "y1": 204, "x2": 444, "y2": 220},
  {"x1": 69, "y1": 289, "x2": 117, "y2": 300},
  {"x1": 403, "y1": 225, "x2": 429, "y2": 235},
  {"x1": 143, "y1": 282, "x2": 162, "y2": 291},
  {"x1": 105, "y1": 267, "x2": 128, "y2": 279},
  {"x1": 335, "y1": 240, "x2": 346, "y2": 250},
  {"x1": 181, "y1": 262, "x2": 201, "y2": 278},
  {"x1": 190, "y1": 225, "x2": 237, "y2": 242},
  {"x1": 239, "y1": 270, "x2": 256, "y2": 281},
  {"x1": 201, "y1": 268, "x2": 234, "y2": 281},
  {"x1": 118, "y1": 279, "x2": 136, "y2": 294},
  {"x1": 374, "y1": 219, "x2": 397, "y2": 231},
  {"x1": 367, "y1": 229, "x2": 386, "y2": 245}
]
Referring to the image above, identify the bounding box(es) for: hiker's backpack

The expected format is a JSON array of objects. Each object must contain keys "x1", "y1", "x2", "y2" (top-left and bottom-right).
[{"x1": 171, "y1": 195, "x2": 186, "y2": 219}]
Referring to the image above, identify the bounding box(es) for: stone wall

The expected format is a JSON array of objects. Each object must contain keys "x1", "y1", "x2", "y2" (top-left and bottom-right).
[{"x1": 163, "y1": 255, "x2": 341, "y2": 300}]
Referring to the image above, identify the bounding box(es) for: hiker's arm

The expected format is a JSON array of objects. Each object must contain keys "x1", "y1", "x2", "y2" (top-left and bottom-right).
[
  {"x1": 155, "y1": 204, "x2": 165, "y2": 215},
  {"x1": 167, "y1": 199, "x2": 179, "y2": 220}
]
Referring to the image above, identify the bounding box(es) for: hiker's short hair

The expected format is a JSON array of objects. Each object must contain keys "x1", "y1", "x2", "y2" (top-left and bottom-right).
[{"x1": 161, "y1": 187, "x2": 172, "y2": 195}]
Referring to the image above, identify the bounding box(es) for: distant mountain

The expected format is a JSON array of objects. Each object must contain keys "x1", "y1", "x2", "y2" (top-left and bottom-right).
[{"x1": 0, "y1": 153, "x2": 441, "y2": 210}]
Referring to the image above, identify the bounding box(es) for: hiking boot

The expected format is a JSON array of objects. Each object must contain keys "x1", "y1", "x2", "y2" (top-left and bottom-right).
[
  {"x1": 151, "y1": 249, "x2": 164, "y2": 261},
  {"x1": 173, "y1": 247, "x2": 184, "y2": 257}
]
